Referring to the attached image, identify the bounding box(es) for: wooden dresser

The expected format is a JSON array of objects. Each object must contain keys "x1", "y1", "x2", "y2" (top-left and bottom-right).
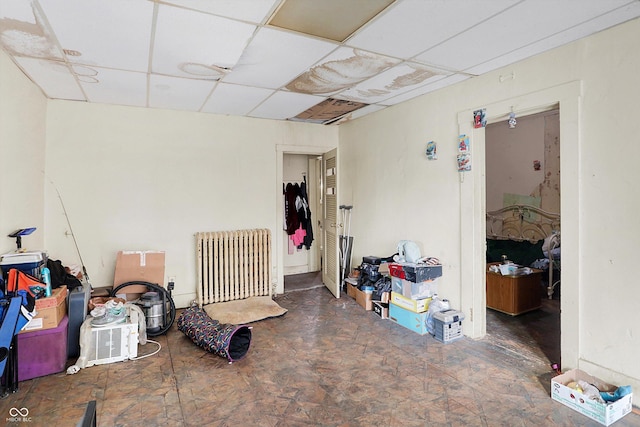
[{"x1": 486, "y1": 263, "x2": 543, "y2": 316}]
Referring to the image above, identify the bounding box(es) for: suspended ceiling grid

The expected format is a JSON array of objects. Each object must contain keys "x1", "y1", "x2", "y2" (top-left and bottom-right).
[{"x1": 1, "y1": 0, "x2": 639, "y2": 124}]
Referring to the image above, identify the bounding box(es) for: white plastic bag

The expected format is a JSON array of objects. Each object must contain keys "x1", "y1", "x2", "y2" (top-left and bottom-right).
[
  {"x1": 394, "y1": 240, "x2": 421, "y2": 263},
  {"x1": 426, "y1": 295, "x2": 450, "y2": 335}
]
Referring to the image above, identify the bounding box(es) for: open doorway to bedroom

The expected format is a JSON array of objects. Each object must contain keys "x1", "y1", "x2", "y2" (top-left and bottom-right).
[
  {"x1": 484, "y1": 108, "x2": 561, "y2": 367},
  {"x1": 283, "y1": 153, "x2": 324, "y2": 293}
]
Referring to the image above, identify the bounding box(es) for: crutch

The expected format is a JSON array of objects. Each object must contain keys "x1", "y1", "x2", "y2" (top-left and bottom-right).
[{"x1": 339, "y1": 205, "x2": 353, "y2": 288}]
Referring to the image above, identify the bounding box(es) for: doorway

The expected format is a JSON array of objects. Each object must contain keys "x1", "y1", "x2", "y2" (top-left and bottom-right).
[
  {"x1": 484, "y1": 109, "x2": 561, "y2": 366},
  {"x1": 282, "y1": 153, "x2": 322, "y2": 293}
]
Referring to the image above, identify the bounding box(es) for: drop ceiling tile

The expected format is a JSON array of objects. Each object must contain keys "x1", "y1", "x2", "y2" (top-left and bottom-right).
[
  {"x1": 335, "y1": 62, "x2": 447, "y2": 104},
  {"x1": 415, "y1": 0, "x2": 634, "y2": 72},
  {"x1": 201, "y1": 83, "x2": 274, "y2": 116},
  {"x1": 347, "y1": 104, "x2": 385, "y2": 120},
  {"x1": 13, "y1": 57, "x2": 85, "y2": 100},
  {"x1": 269, "y1": 0, "x2": 394, "y2": 42},
  {"x1": 159, "y1": 0, "x2": 280, "y2": 24},
  {"x1": 153, "y1": 4, "x2": 257, "y2": 79},
  {"x1": 0, "y1": 0, "x2": 37, "y2": 22},
  {"x1": 347, "y1": 0, "x2": 519, "y2": 60},
  {"x1": 0, "y1": 0, "x2": 65, "y2": 59},
  {"x1": 223, "y1": 27, "x2": 338, "y2": 89},
  {"x1": 38, "y1": 0, "x2": 153, "y2": 72},
  {"x1": 380, "y1": 73, "x2": 471, "y2": 106},
  {"x1": 80, "y1": 67, "x2": 147, "y2": 107},
  {"x1": 285, "y1": 47, "x2": 400, "y2": 95},
  {"x1": 466, "y1": 2, "x2": 640, "y2": 75},
  {"x1": 149, "y1": 74, "x2": 215, "y2": 111},
  {"x1": 249, "y1": 91, "x2": 326, "y2": 120}
]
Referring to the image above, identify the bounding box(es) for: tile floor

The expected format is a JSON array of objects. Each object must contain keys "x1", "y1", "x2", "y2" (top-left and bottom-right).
[{"x1": 1, "y1": 285, "x2": 638, "y2": 426}]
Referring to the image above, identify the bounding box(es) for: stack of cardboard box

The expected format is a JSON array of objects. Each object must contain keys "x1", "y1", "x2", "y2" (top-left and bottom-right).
[
  {"x1": 18, "y1": 286, "x2": 69, "y2": 381},
  {"x1": 387, "y1": 262, "x2": 442, "y2": 335}
]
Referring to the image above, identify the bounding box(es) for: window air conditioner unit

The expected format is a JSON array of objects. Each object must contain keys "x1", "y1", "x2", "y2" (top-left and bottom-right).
[{"x1": 85, "y1": 311, "x2": 139, "y2": 367}]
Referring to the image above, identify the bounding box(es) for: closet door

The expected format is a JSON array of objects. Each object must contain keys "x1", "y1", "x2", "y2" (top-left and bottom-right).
[{"x1": 322, "y1": 148, "x2": 340, "y2": 298}]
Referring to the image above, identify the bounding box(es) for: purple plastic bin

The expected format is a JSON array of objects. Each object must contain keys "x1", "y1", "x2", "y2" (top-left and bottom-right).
[{"x1": 17, "y1": 316, "x2": 68, "y2": 381}]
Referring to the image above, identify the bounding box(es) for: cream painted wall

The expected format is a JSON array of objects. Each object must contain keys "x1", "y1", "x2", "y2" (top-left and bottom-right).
[
  {"x1": 485, "y1": 111, "x2": 550, "y2": 212},
  {"x1": 0, "y1": 51, "x2": 47, "y2": 254},
  {"x1": 42, "y1": 101, "x2": 337, "y2": 307},
  {"x1": 340, "y1": 18, "x2": 640, "y2": 392},
  {"x1": 2, "y1": 14, "x2": 639, "y2": 401}
]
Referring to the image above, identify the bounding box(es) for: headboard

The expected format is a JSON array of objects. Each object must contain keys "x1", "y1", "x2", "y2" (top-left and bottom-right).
[
  {"x1": 486, "y1": 204, "x2": 560, "y2": 243},
  {"x1": 486, "y1": 204, "x2": 561, "y2": 299}
]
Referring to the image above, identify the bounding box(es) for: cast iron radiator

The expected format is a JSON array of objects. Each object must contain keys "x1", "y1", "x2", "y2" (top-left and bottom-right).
[{"x1": 196, "y1": 229, "x2": 272, "y2": 306}]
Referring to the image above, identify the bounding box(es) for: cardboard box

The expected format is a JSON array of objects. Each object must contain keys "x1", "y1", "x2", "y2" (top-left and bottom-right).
[
  {"x1": 346, "y1": 280, "x2": 358, "y2": 298},
  {"x1": 22, "y1": 286, "x2": 68, "y2": 333},
  {"x1": 372, "y1": 301, "x2": 389, "y2": 319},
  {"x1": 391, "y1": 277, "x2": 439, "y2": 300},
  {"x1": 114, "y1": 250, "x2": 165, "y2": 293},
  {"x1": 355, "y1": 287, "x2": 373, "y2": 311},
  {"x1": 390, "y1": 291, "x2": 431, "y2": 313},
  {"x1": 389, "y1": 302, "x2": 429, "y2": 335},
  {"x1": 115, "y1": 292, "x2": 144, "y2": 302},
  {"x1": 378, "y1": 291, "x2": 390, "y2": 304},
  {"x1": 35, "y1": 285, "x2": 67, "y2": 310},
  {"x1": 402, "y1": 263, "x2": 442, "y2": 282},
  {"x1": 378, "y1": 263, "x2": 389, "y2": 275},
  {"x1": 551, "y1": 369, "x2": 633, "y2": 426}
]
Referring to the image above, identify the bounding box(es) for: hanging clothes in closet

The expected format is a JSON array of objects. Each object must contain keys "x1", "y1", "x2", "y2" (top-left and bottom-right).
[{"x1": 283, "y1": 176, "x2": 313, "y2": 252}]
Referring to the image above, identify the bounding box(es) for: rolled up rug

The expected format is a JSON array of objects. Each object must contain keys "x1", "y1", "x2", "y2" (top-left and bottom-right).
[{"x1": 177, "y1": 305, "x2": 251, "y2": 363}]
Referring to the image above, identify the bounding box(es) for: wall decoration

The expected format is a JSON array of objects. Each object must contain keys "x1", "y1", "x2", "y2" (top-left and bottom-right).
[
  {"x1": 457, "y1": 153, "x2": 471, "y2": 172},
  {"x1": 426, "y1": 141, "x2": 437, "y2": 160},
  {"x1": 473, "y1": 109, "x2": 486, "y2": 128},
  {"x1": 458, "y1": 134, "x2": 470, "y2": 153}
]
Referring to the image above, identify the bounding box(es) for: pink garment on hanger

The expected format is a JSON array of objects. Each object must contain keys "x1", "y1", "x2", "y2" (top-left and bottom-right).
[{"x1": 292, "y1": 225, "x2": 307, "y2": 247}]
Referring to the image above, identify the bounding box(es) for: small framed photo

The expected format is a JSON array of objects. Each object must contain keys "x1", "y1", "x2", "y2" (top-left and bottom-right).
[
  {"x1": 458, "y1": 134, "x2": 470, "y2": 153},
  {"x1": 457, "y1": 153, "x2": 471, "y2": 172},
  {"x1": 426, "y1": 141, "x2": 437, "y2": 160},
  {"x1": 473, "y1": 109, "x2": 486, "y2": 128}
]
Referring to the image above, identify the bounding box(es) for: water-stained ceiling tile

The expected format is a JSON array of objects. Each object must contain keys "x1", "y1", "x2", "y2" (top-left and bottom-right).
[
  {"x1": 285, "y1": 48, "x2": 400, "y2": 95},
  {"x1": 249, "y1": 90, "x2": 325, "y2": 120},
  {"x1": 0, "y1": 1, "x2": 64, "y2": 60},
  {"x1": 292, "y1": 97, "x2": 368, "y2": 124},
  {"x1": 269, "y1": 0, "x2": 394, "y2": 42},
  {"x1": 335, "y1": 62, "x2": 446, "y2": 104},
  {"x1": 153, "y1": 4, "x2": 256, "y2": 79},
  {"x1": 38, "y1": 0, "x2": 153, "y2": 72},
  {"x1": 223, "y1": 26, "x2": 337, "y2": 89},
  {"x1": 380, "y1": 73, "x2": 471, "y2": 106}
]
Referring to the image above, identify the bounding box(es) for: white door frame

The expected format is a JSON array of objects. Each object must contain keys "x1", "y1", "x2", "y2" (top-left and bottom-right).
[
  {"x1": 458, "y1": 81, "x2": 582, "y2": 369},
  {"x1": 276, "y1": 144, "x2": 335, "y2": 295}
]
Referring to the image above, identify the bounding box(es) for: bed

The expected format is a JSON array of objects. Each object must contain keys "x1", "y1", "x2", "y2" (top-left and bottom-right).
[{"x1": 486, "y1": 204, "x2": 560, "y2": 299}]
